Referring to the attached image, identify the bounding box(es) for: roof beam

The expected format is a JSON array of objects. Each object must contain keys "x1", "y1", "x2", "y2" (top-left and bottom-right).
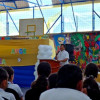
[
  {"x1": 52, "y1": 0, "x2": 95, "y2": 5},
  {"x1": 70, "y1": 0, "x2": 77, "y2": 32},
  {"x1": 2, "y1": 2, "x2": 19, "y2": 32},
  {"x1": 13, "y1": 1, "x2": 17, "y2": 8},
  {"x1": 0, "y1": 0, "x2": 21, "y2": 2},
  {"x1": 23, "y1": 0, "x2": 37, "y2": 6},
  {"x1": 36, "y1": 0, "x2": 48, "y2": 30},
  {"x1": 0, "y1": 3, "x2": 16, "y2": 9}
]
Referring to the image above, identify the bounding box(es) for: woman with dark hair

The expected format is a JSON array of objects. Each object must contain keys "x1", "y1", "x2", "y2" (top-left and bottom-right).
[
  {"x1": 84, "y1": 62, "x2": 100, "y2": 87},
  {"x1": 25, "y1": 62, "x2": 51, "y2": 100},
  {"x1": 82, "y1": 62, "x2": 100, "y2": 100},
  {"x1": 83, "y1": 76, "x2": 100, "y2": 100},
  {"x1": 84, "y1": 63, "x2": 98, "y2": 78}
]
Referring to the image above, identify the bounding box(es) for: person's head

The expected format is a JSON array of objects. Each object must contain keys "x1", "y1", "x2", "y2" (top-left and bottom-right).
[
  {"x1": 3, "y1": 66, "x2": 14, "y2": 82},
  {"x1": 48, "y1": 73, "x2": 57, "y2": 89},
  {"x1": 83, "y1": 77, "x2": 100, "y2": 100},
  {"x1": 56, "y1": 64, "x2": 82, "y2": 91},
  {"x1": 0, "y1": 68, "x2": 8, "y2": 90},
  {"x1": 37, "y1": 62, "x2": 51, "y2": 77},
  {"x1": 85, "y1": 63, "x2": 98, "y2": 78},
  {"x1": 60, "y1": 44, "x2": 65, "y2": 51}
]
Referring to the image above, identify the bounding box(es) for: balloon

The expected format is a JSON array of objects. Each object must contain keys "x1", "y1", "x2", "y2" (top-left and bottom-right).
[
  {"x1": 34, "y1": 60, "x2": 40, "y2": 80},
  {"x1": 37, "y1": 45, "x2": 53, "y2": 59},
  {"x1": 38, "y1": 45, "x2": 44, "y2": 50},
  {"x1": 46, "y1": 51, "x2": 52, "y2": 56},
  {"x1": 46, "y1": 57, "x2": 52, "y2": 59},
  {"x1": 37, "y1": 55, "x2": 43, "y2": 59},
  {"x1": 38, "y1": 51, "x2": 45, "y2": 55},
  {"x1": 48, "y1": 46, "x2": 52, "y2": 50}
]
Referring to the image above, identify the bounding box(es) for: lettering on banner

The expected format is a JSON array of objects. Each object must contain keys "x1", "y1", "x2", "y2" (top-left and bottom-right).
[
  {"x1": 0, "y1": 58, "x2": 6, "y2": 65},
  {"x1": 11, "y1": 48, "x2": 26, "y2": 54}
]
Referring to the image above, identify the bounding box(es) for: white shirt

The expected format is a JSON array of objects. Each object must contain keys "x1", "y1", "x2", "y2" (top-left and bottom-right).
[
  {"x1": 8, "y1": 81, "x2": 23, "y2": 98},
  {"x1": 57, "y1": 50, "x2": 69, "y2": 66},
  {"x1": 40, "y1": 88, "x2": 91, "y2": 100},
  {"x1": 0, "y1": 96, "x2": 4, "y2": 100},
  {"x1": 0, "y1": 88, "x2": 16, "y2": 100}
]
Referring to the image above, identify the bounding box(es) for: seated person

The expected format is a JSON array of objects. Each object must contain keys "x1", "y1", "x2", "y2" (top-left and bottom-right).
[
  {"x1": 84, "y1": 63, "x2": 98, "y2": 79},
  {"x1": 25, "y1": 62, "x2": 51, "y2": 100},
  {"x1": 84, "y1": 62, "x2": 100, "y2": 87},
  {"x1": 3, "y1": 66, "x2": 23, "y2": 100},
  {"x1": 83, "y1": 76, "x2": 100, "y2": 100},
  {"x1": 48, "y1": 73, "x2": 57, "y2": 89},
  {"x1": 40, "y1": 64, "x2": 91, "y2": 100},
  {"x1": 0, "y1": 68, "x2": 16, "y2": 100}
]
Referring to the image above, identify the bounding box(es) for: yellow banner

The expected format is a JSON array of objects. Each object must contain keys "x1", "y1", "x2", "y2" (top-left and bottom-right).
[{"x1": 0, "y1": 39, "x2": 55, "y2": 66}]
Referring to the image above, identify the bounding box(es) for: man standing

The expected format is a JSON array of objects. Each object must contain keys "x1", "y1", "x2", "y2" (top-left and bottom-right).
[{"x1": 55, "y1": 44, "x2": 69, "y2": 67}]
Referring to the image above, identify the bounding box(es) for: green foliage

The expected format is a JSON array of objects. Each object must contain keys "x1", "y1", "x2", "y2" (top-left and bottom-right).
[{"x1": 94, "y1": 50, "x2": 99, "y2": 55}]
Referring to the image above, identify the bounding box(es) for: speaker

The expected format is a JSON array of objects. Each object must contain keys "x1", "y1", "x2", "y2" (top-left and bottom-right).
[{"x1": 64, "y1": 44, "x2": 74, "y2": 61}]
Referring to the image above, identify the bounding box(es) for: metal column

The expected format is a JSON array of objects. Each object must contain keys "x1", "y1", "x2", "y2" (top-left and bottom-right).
[
  {"x1": 61, "y1": 3, "x2": 63, "y2": 33},
  {"x1": 6, "y1": 11, "x2": 9, "y2": 36},
  {"x1": 33, "y1": 7, "x2": 34, "y2": 18},
  {"x1": 92, "y1": 0, "x2": 95, "y2": 31}
]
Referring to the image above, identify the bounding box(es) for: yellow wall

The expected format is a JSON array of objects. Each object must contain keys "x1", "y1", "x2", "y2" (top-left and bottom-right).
[
  {"x1": 0, "y1": 39, "x2": 55, "y2": 66},
  {"x1": 49, "y1": 39, "x2": 56, "y2": 58}
]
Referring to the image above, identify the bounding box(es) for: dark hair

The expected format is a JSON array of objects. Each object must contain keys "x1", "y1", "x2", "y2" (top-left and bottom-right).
[
  {"x1": 37, "y1": 62, "x2": 51, "y2": 77},
  {"x1": 48, "y1": 73, "x2": 57, "y2": 89},
  {"x1": 83, "y1": 77, "x2": 100, "y2": 100},
  {"x1": 33, "y1": 75, "x2": 48, "y2": 90},
  {"x1": 85, "y1": 63, "x2": 98, "y2": 78},
  {"x1": 3, "y1": 66, "x2": 14, "y2": 80},
  {"x1": 61, "y1": 44, "x2": 65, "y2": 48},
  {"x1": 26, "y1": 75, "x2": 48, "y2": 100},
  {"x1": 56, "y1": 64, "x2": 82, "y2": 89},
  {"x1": 0, "y1": 68, "x2": 8, "y2": 84}
]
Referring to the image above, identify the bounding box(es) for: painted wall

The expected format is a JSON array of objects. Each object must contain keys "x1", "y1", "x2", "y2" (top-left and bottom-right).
[{"x1": 50, "y1": 32, "x2": 100, "y2": 69}]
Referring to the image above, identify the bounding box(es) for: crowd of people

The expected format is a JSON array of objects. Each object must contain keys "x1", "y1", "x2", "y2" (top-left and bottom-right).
[
  {"x1": 0, "y1": 62, "x2": 100, "y2": 100},
  {"x1": 39, "y1": 62, "x2": 100, "y2": 100},
  {"x1": 0, "y1": 45, "x2": 100, "y2": 100}
]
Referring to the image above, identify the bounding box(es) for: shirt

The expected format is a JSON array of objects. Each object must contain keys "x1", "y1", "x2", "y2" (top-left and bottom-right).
[
  {"x1": 0, "y1": 88, "x2": 16, "y2": 100},
  {"x1": 40, "y1": 88, "x2": 91, "y2": 100},
  {"x1": 0, "y1": 96, "x2": 4, "y2": 100},
  {"x1": 57, "y1": 50, "x2": 69, "y2": 66},
  {"x1": 8, "y1": 81, "x2": 23, "y2": 98}
]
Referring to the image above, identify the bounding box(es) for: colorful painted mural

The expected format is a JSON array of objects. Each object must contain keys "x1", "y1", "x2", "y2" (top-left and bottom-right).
[{"x1": 50, "y1": 32, "x2": 100, "y2": 69}]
